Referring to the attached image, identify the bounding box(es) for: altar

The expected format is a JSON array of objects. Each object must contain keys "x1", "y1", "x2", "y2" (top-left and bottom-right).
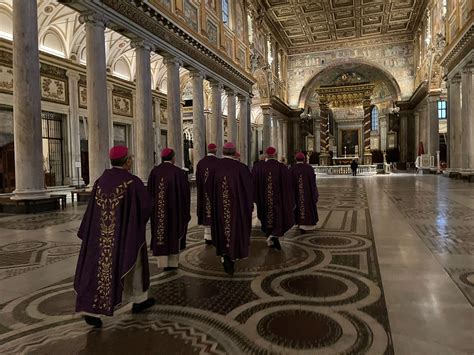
[{"x1": 332, "y1": 156, "x2": 359, "y2": 165}]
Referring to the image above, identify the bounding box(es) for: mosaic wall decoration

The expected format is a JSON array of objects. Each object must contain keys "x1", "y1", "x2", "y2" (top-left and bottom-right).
[
  {"x1": 40, "y1": 76, "x2": 67, "y2": 104},
  {"x1": 0, "y1": 65, "x2": 13, "y2": 94},
  {"x1": 112, "y1": 94, "x2": 133, "y2": 117},
  {"x1": 207, "y1": 20, "x2": 218, "y2": 46},
  {"x1": 183, "y1": 0, "x2": 199, "y2": 32}
]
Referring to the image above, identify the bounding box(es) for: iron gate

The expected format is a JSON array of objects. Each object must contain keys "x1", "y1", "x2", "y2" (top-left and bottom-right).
[{"x1": 41, "y1": 112, "x2": 65, "y2": 186}]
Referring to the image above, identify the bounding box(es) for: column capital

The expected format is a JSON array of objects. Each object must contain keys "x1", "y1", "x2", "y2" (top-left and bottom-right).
[
  {"x1": 188, "y1": 69, "x2": 205, "y2": 79},
  {"x1": 209, "y1": 80, "x2": 223, "y2": 90},
  {"x1": 261, "y1": 106, "x2": 272, "y2": 116},
  {"x1": 237, "y1": 93, "x2": 248, "y2": 102},
  {"x1": 449, "y1": 74, "x2": 462, "y2": 84},
  {"x1": 462, "y1": 64, "x2": 474, "y2": 74},
  {"x1": 79, "y1": 12, "x2": 107, "y2": 27},
  {"x1": 163, "y1": 55, "x2": 182, "y2": 67},
  {"x1": 130, "y1": 39, "x2": 154, "y2": 51},
  {"x1": 225, "y1": 88, "x2": 236, "y2": 96},
  {"x1": 107, "y1": 82, "x2": 114, "y2": 91},
  {"x1": 66, "y1": 70, "x2": 80, "y2": 81}
]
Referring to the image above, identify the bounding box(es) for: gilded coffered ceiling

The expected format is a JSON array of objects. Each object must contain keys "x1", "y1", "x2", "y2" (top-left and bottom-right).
[{"x1": 263, "y1": 0, "x2": 428, "y2": 52}]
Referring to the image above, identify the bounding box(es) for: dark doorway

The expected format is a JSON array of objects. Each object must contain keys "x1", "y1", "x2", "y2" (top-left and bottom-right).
[{"x1": 41, "y1": 112, "x2": 65, "y2": 186}]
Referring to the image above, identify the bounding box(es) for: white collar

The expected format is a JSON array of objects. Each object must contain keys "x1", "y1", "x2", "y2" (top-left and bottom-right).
[
  {"x1": 207, "y1": 153, "x2": 216, "y2": 156},
  {"x1": 164, "y1": 161, "x2": 173, "y2": 164}
]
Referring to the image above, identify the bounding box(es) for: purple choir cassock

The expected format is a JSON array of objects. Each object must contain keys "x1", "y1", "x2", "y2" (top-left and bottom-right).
[
  {"x1": 210, "y1": 157, "x2": 253, "y2": 261},
  {"x1": 254, "y1": 159, "x2": 295, "y2": 238},
  {"x1": 74, "y1": 167, "x2": 151, "y2": 317},
  {"x1": 290, "y1": 162, "x2": 319, "y2": 230},
  {"x1": 196, "y1": 154, "x2": 219, "y2": 241},
  {"x1": 148, "y1": 162, "x2": 191, "y2": 268},
  {"x1": 251, "y1": 159, "x2": 266, "y2": 203}
]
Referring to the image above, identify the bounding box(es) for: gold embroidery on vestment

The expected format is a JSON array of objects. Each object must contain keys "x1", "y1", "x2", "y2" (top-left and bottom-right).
[
  {"x1": 93, "y1": 180, "x2": 133, "y2": 313},
  {"x1": 222, "y1": 176, "x2": 231, "y2": 248},
  {"x1": 156, "y1": 177, "x2": 166, "y2": 245},
  {"x1": 266, "y1": 173, "x2": 274, "y2": 228},
  {"x1": 298, "y1": 174, "x2": 305, "y2": 220}
]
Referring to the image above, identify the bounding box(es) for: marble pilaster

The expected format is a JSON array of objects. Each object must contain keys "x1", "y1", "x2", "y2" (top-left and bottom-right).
[
  {"x1": 226, "y1": 89, "x2": 237, "y2": 144},
  {"x1": 414, "y1": 112, "x2": 420, "y2": 155},
  {"x1": 210, "y1": 80, "x2": 223, "y2": 155},
  {"x1": 282, "y1": 120, "x2": 288, "y2": 160},
  {"x1": 107, "y1": 82, "x2": 114, "y2": 150},
  {"x1": 190, "y1": 70, "x2": 205, "y2": 172},
  {"x1": 293, "y1": 121, "x2": 300, "y2": 153},
  {"x1": 419, "y1": 104, "x2": 427, "y2": 153},
  {"x1": 164, "y1": 56, "x2": 184, "y2": 167},
  {"x1": 153, "y1": 97, "x2": 161, "y2": 165},
  {"x1": 448, "y1": 76, "x2": 462, "y2": 170},
  {"x1": 400, "y1": 114, "x2": 408, "y2": 163},
  {"x1": 262, "y1": 107, "x2": 272, "y2": 149},
  {"x1": 238, "y1": 94, "x2": 248, "y2": 165},
  {"x1": 80, "y1": 13, "x2": 110, "y2": 186},
  {"x1": 426, "y1": 95, "x2": 439, "y2": 156},
  {"x1": 461, "y1": 66, "x2": 474, "y2": 171},
  {"x1": 277, "y1": 119, "x2": 284, "y2": 159},
  {"x1": 66, "y1": 70, "x2": 84, "y2": 187},
  {"x1": 132, "y1": 40, "x2": 154, "y2": 181},
  {"x1": 11, "y1": 0, "x2": 47, "y2": 199}
]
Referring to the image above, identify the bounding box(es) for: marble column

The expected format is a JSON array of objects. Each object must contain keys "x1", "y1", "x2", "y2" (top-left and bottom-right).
[
  {"x1": 427, "y1": 95, "x2": 439, "y2": 156},
  {"x1": 414, "y1": 111, "x2": 420, "y2": 155},
  {"x1": 238, "y1": 94, "x2": 248, "y2": 165},
  {"x1": 271, "y1": 116, "x2": 278, "y2": 152},
  {"x1": 132, "y1": 40, "x2": 153, "y2": 181},
  {"x1": 153, "y1": 97, "x2": 161, "y2": 165},
  {"x1": 448, "y1": 76, "x2": 462, "y2": 170},
  {"x1": 282, "y1": 120, "x2": 288, "y2": 160},
  {"x1": 362, "y1": 98, "x2": 372, "y2": 152},
  {"x1": 277, "y1": 118, "x2": 284, "y2": 159},
  {"x1": 262, "y1": 107, "x2": 272, "y2": 149},
  {"x1": 380, "y1": 115, "x2": 388, "y2": 152},
  {"x1": 190, "y1": 70, "x2": 205, "y2": 172},
  {"x1": 226, "y1": 89, "x2": 237, "y2": 144},
  {"x1": 66, "y1": 70, "x2": 84, "y2": 187},
  {"x1": 419, "y1": 104, "x2": 427, "y2": 153},
  {"x1": 11, "y1": 0, "x2": 46, "y2": 199},
  {"x1": 293, "y1": 121, "x2": 300, "y2": 153},
  {"x1": 106, "y1": 82, "x2": 114, "y2": 149},
  {"x1": 319, "y1": 99, "x2": 330, "y2": 165},
  {"x1": 80, "y1": 13, "x2": 110, "y2": 185},
  {"x1": 400, "y1": 114, "x2": 408, "y2": 163},
  {"x1": 164, "y1": 56, "x2": 184, "y2": 167},
  {"x1": 461, "y1": 65, "x2": 474, "y2": 171},
  {"x1": 210, "y1": 80, "x2": 223, "y2": 155}
]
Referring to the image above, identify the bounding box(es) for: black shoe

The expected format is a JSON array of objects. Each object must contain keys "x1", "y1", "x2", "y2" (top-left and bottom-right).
[
  {"x1": 271, "y1": 237, "x2": 281, "y2": 251},
  {"x1": 84, "y1": 315, "x2": 102, "y2": 328},
  {"x1": 132, "y1": 297, "x2": 156, "y2": 314},
  {"x1": 222, "y1": 255, "x2": 235, "y2": 276},
  {"x1": 163, "y1": 266, "x2": 178, "y2": 272},
  {"x1": 205, "y1": 239, "x2": 213, "y2": 245}
]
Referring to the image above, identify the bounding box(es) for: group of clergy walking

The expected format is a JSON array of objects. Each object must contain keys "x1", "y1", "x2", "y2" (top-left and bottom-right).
[{"x1": 74, "y1": 142, "x2": 319, "y2": 327}]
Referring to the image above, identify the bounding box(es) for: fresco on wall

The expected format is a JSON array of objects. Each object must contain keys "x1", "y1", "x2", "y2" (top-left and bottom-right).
[
  {"x1": 183, "y1": 0, "x2": 199, "y2": 32},
  {"x1": 235, "y1": 1, "x2": 244, "y2": 39},
  {"x1": 207, "y1": 20, "x2": 218, "y2": 46},
  {"x1": 206, "y1": 0, "x2": 216, "y2": 12}
]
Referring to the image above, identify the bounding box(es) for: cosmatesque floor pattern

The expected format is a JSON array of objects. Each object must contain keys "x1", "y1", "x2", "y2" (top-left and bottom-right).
[{"x1": 0, "y1": 176, "x2": 473, "y2": 354}]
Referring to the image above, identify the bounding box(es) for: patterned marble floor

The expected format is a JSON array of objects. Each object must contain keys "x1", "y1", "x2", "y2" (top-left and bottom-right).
[{"x1": 0, "y1": 176, "x2": 473, "y2": 354}]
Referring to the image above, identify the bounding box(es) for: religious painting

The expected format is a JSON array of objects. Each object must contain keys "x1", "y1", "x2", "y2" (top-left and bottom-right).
[
  {"x1": 160, "y1": 104, "x2": 168, "y2": 124},
  {"x1": 183, "y1": 0, "x2": 198, "y2": 32},
  {"x1": 112, "y1": 94, "x2": 133, "y2": 117},
  {"x1": 235, "y1": 0, "x2": 244, "y2": 38},
  {"x1": 237, "y1": 46, "x2": 246, "y2": 67},
  {"x1": 40, "y1": 76, "x2": 68, "y2": 104},
  {"x1": 205, "y1": 0, "x2": 216, "y2": 12},
  {"x1": 207, "y1": 20, "x2": 218, "y2": 46},
  {"x1": 0, "y1": 65, "x2": 13, "y2": 94},
  {"x1": 150, "y1": 0, "x2": 171, "y2": 10},
  {"x1": 225, "y1": 36, "x2": 233, "y2": 58},
  {"x1": 387, "y1": 131, "x2": 397, "y2": 149},
  {"x1": 78, "y1": 85, "x2": 87, "y2": 108},
  {"x1": 341, "y1": 129, "x2": 359, "y2": 156}
]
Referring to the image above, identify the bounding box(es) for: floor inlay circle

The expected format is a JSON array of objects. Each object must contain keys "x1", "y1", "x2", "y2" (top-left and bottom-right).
[
  {"x1": 280, "y1": 274, "x2": 348, "y2": 298},
  {"x1": 0, "y1": 241, "x2": 46, "y2": 252},
  {"x1": 257, "y1": 309, "x2": 342, "y2": 349}
]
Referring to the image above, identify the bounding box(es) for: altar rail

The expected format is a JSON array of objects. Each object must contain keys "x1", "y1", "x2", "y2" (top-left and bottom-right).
[{"x1": 312, "y1": 165, "x2": 377, "y2": 175}]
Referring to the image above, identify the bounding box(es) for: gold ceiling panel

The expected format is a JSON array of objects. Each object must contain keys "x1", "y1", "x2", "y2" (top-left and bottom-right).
[{"x1": 263, "y1": 0, "x2": 427, "y2": 51}]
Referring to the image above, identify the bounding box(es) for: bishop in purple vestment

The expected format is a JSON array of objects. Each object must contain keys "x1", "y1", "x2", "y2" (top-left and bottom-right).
[
  {"x1": 196, "y1": 143, "x2": 219, "y2": 244},
  {"x1": 253, "y1": 147, "x2": 295, "y2": 250},
  {"x1": 290, "y1": 152, "x2": 319, "y2": 232},
  {"x1": 74, "y1": 146, "x2": 155, "y2": 328},
  {"x1": 148, "y1": 148, "x2": 191, "y2": 271},
  {"x1": 210, "y1": 142, "x2": 253, "y2": 275}
]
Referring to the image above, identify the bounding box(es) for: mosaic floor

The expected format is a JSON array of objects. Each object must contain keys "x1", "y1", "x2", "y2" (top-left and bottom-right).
[{"x1": 0, "y1": 176, "x2": 473, "y2": 354}]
